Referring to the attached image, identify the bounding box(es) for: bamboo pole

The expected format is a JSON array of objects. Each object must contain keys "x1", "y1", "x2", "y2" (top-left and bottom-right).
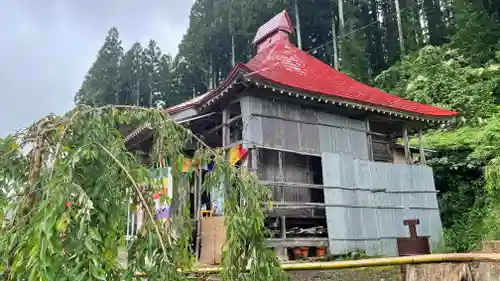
[{"x1": 134, "y1": 253, "x2": 500, "y2": 276}]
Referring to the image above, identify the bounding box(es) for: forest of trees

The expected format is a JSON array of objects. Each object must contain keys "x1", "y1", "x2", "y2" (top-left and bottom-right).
[{"x1": 74, "y1": 0, "x2": 500, "y2": 252}]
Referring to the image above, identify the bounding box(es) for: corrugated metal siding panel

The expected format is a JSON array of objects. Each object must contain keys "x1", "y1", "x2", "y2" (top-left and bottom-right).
[
  {"x1": 323, "y1": 152, "x2": 442, "y2": 256},
  {"x1": 317, "y1": 111, "x2": 369, "y2": 160},
  {"x1": 322, "y1": 153, "x2": 346, "y2": 254}
]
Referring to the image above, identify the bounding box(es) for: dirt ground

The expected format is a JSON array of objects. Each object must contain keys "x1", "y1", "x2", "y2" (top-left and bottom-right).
[
  {"x1": 196, "y1": 267, "x2": 402, "y2": 281},
  {"x1": 287, "y1": 266, "x2": 402, "y2": 281}
]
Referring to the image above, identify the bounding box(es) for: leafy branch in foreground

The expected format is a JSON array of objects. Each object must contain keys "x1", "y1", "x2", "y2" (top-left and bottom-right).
[{"x1": 0, "y1": 105, "x2": 283, "y2": 281}]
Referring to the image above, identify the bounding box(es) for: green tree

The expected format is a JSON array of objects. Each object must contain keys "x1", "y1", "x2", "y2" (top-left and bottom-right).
[
  {"x1": 142, "y1": 40, "x2": 163, "y2": 107},
  {"x1": 156, "y1": 54, "x2": 175, "y2": 108},
  {"x1": 117, "y1": 42, "x2": 143, "y2": 106},
  {"x1": 450, "y1": 0, "x2": 500, "y2": 66},
  {"x1": 75, "y1": 27, "x2": 123, "y2": 106}
]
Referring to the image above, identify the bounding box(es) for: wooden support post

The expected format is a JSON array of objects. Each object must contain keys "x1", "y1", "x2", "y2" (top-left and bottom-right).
[
  {"x1": 278, "y1": 151, "x2": 284, "y2": 182},
  {"x1": 365, "y1": 119, "x2": 373, "y2": 161},
  {"x1": 241, "y1": 148, "x2": 249, "y2": 175},
  {"x1": 212, "y1": 109, "x2": 230, "y2": 216},
  {"x1": 195, "y1": 170, "x2": 203, "y2": 261},
  {"x1": 278, "y1": 216, "x2": 288, "y2": 261},
  {"x1": 222, "y1": 109, "x2": 230, "y2": 147},
  {"x1": 405, "y1": 264, "x2": 416, "y2": 281},
  {"x1": 403, "y1": 125, "x2": 411, "y2": 164},
  {"x1": 418, "y1": 129, "x2": 426, "y2": 165},
  {"x1": 194, "y1": 170, "x2": 199, "y2": 261},
  {"x1": 250, "y1": 148, "x2": 258, "y2": 173},
  {"x1": 281, "y1": 216, "x2": 287, "y2": 239},
  {"x1": 197, "y1": 171, "x2": 203, "y2": 212}
]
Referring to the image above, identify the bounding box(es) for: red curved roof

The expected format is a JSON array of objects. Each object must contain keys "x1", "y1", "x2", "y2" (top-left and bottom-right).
[{"x1": 244, "y1": 39, "x2": 456, "y2": 117}]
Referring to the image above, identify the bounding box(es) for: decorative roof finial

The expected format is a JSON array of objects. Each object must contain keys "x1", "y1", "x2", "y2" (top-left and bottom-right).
[{"x1": 252, "y1": 10, "x2": 293, "y2": 53}]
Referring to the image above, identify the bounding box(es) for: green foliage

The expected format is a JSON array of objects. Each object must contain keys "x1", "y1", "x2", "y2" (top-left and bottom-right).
[
  {"x1": 376, "y1": 46, "x2": 500, "y2": 119},
  {"x1": 216, "y1": 165, "x2": 287, "y2": 281},
  {"x1": 374, "y1": 1, "x2": 500, "y2": 252},
  {"x1": 450, "y1": 0, "x2": 500, "y2": 66},
  {"x1": 0, "y1": 106, "x2": 283, "y2": 280}
]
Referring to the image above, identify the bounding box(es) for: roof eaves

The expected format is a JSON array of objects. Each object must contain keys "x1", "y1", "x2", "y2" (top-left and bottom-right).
[
  {"x1": 166, "y1": 63, "x2": 248, "y2": 114},
  {"x1": 164, "y1": 92, "x2": 210, "y2": 114},
  {"x1": 242, "y1": 77, "x2": 455, "y2": 124},
  {"x1": 198, "y1": 64, "x2": 251, "y2": 110}
]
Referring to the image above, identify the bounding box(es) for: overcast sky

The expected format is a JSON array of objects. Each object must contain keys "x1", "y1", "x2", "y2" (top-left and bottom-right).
[{"x1": 0, "y1": 0, "x2": 193, "y2": 137}]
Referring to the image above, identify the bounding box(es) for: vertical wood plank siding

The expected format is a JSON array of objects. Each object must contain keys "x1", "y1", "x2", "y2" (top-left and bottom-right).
[
  {"x1": 240, "y1": 96, "x2": 369, "y2": 160},
  {"x1": 258, "y1": 150, "x2": 313, "y2": 202}
]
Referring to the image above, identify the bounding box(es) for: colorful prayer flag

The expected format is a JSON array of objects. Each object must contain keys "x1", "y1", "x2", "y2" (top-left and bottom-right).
[{"x1": 229, "y1": 144, "x2": 249, "y2": 165}]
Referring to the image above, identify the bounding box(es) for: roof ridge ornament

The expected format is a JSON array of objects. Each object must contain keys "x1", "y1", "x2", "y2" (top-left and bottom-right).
[{"x1": 252, "y1": 10, "x2": 293, "y2": 53}]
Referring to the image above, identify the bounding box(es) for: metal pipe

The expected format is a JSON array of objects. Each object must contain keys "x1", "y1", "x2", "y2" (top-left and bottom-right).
[{"x1": 134, "y1": 253, "x2": 500, "y2": 276}]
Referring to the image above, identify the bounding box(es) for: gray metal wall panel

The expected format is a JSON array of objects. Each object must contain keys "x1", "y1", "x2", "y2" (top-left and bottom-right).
[
  {"x1": 240, "y1": 96, "x2": 263, "y2": 145},
  {"x1": 322, "y1": 153, "x2": 348, "y2": 254},
  {"x1": 241, "y1": 96, "x2": 369, "y2": 157},
  {"x1": 323, "y1": 152, "x2": 442, "y2": 256}
]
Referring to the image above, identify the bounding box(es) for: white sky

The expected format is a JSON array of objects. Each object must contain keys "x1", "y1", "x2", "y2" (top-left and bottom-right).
[{"x1": 0, "y1": 0, "x2": 194, "y2": 136}]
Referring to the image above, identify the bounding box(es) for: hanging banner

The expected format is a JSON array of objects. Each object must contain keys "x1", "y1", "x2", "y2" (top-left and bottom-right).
[{"x1": 149, "y1": 159, "x2": 173, "y2": 226}]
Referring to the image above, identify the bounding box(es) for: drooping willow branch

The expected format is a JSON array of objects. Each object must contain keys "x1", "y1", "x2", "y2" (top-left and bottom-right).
[
  {"x1": 98, "y1": 143, "x2": 167, "y2": 254},
  {"x1": 0, "y1": 105, "x2": 285, "y2": 281}
]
